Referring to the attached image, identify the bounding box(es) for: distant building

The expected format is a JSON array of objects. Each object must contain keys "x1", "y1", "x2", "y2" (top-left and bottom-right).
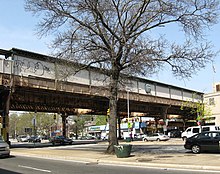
[{"x1": 204, "y1": 82, "x2": 220, "y2": 125}]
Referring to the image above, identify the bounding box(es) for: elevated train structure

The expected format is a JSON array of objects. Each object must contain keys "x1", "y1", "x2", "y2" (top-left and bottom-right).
[{"x1": 0, "y1": 48, "x2": 203, "y2": 142}]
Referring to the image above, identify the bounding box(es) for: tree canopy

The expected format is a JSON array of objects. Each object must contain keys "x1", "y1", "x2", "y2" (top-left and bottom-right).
[{"x1": 25, "y1": 0, "x2": 220, "y2": 153}]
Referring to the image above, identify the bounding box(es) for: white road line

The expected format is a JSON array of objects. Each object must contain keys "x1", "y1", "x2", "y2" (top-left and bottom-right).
[
  {"x1": 47, "y1": 144, "x2": 98, "y2": 149},
  {"x1": 18, "y1": 165, "x2": 51, "y2": 173}
]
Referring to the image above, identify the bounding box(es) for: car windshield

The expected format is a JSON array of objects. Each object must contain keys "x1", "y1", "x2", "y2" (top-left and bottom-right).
[
  {"x1": 20, "y1": 135, "x2": 27, "y2": 138},
  {"x1": 190, "y1": 134, "x2": 199, "y2": 139},
  {"x1": 31, "y1": 135, "x2": 38, "y2": 138},
  {"x1": 57, "y1": 136, "x2": 65, "y2": 139}
]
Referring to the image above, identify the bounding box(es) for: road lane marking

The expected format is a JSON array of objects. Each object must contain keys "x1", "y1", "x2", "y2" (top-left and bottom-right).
[{"x1": 18, "y1": 165, "x2": 51, "y2": 173}]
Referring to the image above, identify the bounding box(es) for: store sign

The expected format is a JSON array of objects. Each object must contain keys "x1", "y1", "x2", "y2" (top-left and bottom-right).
[{"x1": 89, "y1": 126, "x2": 101, "y2": 131}]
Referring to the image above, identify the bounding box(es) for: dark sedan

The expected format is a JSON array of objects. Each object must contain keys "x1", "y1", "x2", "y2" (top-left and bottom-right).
[
  {"x1": 27, "y1": 136, "x2": 41, "y2": 143},
  {"x1": 50, "y1": 136, "x2": 73, "y2": 145},
  {"x1": 184, "y1": 131, "x2": 220, "y2": 154}
]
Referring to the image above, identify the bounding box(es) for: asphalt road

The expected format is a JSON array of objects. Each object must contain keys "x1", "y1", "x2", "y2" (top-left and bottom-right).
[{"x1": 1, "y1": 155, "x2": 220, "y2": 174}]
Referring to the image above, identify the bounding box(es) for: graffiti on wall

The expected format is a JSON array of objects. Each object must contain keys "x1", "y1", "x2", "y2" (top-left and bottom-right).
[
  {"x1": 14, "y1": 59, "x2": 52, "y2": 76},
  {"x1": 3, "y1": 60, "x2": 11, "y2": 68}
]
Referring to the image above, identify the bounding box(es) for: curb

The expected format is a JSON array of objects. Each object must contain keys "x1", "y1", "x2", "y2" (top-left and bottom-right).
[
  {"x1": 97, "y1": 159, "x2": 220, "y2": 171},
  {"x1": 11, "y1": 151, "x2": 220, "y2": 172}
]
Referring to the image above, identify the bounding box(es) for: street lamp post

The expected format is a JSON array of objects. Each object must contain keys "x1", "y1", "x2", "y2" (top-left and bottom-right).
[
  {"x1": 127, "y1": 89, "x2": 131, "y2": 140},
  {"x1": 127, "y1": 90, "x2": 130, "y2": 124}
]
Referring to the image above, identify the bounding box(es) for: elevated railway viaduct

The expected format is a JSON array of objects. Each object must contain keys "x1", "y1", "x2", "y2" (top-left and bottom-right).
[{"x1": 0, "y1": 48, "x2": 203, "y2": 142}]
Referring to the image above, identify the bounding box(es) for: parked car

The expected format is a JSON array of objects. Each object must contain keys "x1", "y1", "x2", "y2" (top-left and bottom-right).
[
  {"x1": 181, "y1": 125, "x2": 220, "y2": 140},
  {"x1": 168, "y1": 129, "x2": 182, "y2": 138},
  {"x1": 79, "y1": 135, "x2": 97, "y2": 140},
  {"x1": 184, "y1": 131, "x2": 220, "y2": 154},
  {"x1": 50, "y1": 136, "x2": 73, "y2": 145},
  {"x1": 39, "y1": 135, "x2": 49, "y2": 140},
  {"x1": 142, "y1": 133, "x2": 170, "y2": 141},
  {"x1": 27, "y1": 136, "x2": 41, "y2": 143},
  {"x1": 17, "y1": 135, "x2": 28, "y2": 142},
  {"x1": 101, "y1": 133, "x2": 109, "y2": 140},
  {"x1": 133, "y1": 133, "x2": 142, "y2": 140},
  {"x1": 0, "y1": 135, "x2": 10, "y2": 158}
]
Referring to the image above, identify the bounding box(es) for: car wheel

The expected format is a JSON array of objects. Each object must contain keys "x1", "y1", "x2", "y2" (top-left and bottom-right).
[
  {"x1": 156, "y1": 138, "x2": 160, "y2": 141},
  {"x1": 182, "y1": 137, "x2": 187, "y2": 141},
  {"x1": 191, "y1": 145, "x2": 201, "y2": 154},
  {"x1": 143, "y1": 138, "x2": 148, "y2": 142}
]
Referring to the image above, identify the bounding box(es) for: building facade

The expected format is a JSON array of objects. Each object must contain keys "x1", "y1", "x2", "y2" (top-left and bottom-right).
[{"x1": 204, "y1": 82, "x2": 220, "y2": 125}]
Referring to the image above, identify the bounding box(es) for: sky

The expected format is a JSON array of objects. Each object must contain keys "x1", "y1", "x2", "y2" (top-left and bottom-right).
[{"x1": 0, "y1": 0, "x2": 220, "y2": 94}]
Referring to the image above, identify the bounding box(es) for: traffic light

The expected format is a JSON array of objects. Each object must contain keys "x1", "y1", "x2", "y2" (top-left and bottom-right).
[{"x1": 107, "y1": 108, "x2": 110, "y2": 116}]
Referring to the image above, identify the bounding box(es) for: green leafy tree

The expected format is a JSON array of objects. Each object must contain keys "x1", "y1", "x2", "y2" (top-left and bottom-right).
[
  {"x1": 95, "y1": 115, "x2": 107, "y2": 126},
  {"x1": 34, "y1": 113, "x2": 56, "y2": 136},
  {"x1": 15, "y1": 113, "x2": 33, "y2": 135},
  {"x1": 9, "y1": 112, "x2": 55, "y2": 137},
  {"x1": 69, "y1": 115, "x2": 90, "y2": 138},
  {"x1": 25, "y1": 0, "x2": 219, "y2": 153},
  {"x1": 9, "y1": 113, "x2": 19, "y2": 138},
  {"x1": 68, "y1": 115, "x2": 107, "y2": 138},
  {"x1": 181, "y1": 100, "x2": 212, "y2": 127}
]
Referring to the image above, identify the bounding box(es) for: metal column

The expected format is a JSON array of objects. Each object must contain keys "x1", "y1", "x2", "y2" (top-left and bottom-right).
[
  {"x1": 61, "y1": 113, "x2": 68, "y2": 137},
  {"x1": 0, "y1": 88, "x2": 10, "y2": 144}
]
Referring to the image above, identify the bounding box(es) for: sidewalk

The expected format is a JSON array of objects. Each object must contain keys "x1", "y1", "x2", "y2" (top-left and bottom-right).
[{"x1": 11, "y1": 139, "x2": 220, "y2": 171}]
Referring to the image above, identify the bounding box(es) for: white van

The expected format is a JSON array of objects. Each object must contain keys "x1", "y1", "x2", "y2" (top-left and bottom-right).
[{"x1": 181, "y1": 125, "x2": 220, "y2": 140}]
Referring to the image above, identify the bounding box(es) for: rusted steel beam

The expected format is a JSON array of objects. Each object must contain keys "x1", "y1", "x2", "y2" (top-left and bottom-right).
[{"x1": 1, "y1": 74, "x2": 196, "y2": 117}]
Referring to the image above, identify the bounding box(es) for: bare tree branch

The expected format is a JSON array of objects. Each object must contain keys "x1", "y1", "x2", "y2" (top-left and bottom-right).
[{"x1": 25, "y1": 0, "x2": 220, "y2": 154}]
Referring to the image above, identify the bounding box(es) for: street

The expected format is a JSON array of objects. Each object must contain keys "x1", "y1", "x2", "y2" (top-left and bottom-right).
[
  {"x1": 1, "y1": 155, "x2": 220, "y2": 174},
  {"x1": 4, "y1": 139, "x2": 220, "y2": 173},
  {"x1": 9, "y1": 138, "x2": 185, "y2": 153}
]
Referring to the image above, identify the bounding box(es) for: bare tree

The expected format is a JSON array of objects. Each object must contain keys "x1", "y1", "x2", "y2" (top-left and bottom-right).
[{"x1": 25, "y1": 0, "x2": 219, "y2": 154}]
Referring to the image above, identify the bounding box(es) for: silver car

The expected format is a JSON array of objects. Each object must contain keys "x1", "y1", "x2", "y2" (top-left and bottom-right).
[
  {"x1": 142, "y1": 133, "x2": 170, "y2": 141},
  {"x1": 17, "y1": 135, "x2": 28, "y2": 142},
  {"x1": 0, "y1": 136, "x2": 10, "y2": 157}
]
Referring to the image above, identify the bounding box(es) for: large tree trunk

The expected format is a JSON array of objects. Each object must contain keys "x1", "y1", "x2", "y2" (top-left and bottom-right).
[{"x1": 106, "y1": 69, "x2": 119, "y2": 154}]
